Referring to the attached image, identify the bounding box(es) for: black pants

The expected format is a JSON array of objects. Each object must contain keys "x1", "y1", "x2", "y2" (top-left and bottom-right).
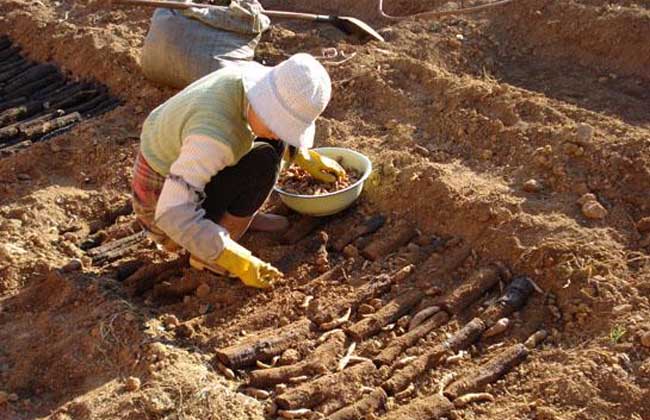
[{"x1": 201, "y1": 139, "x2": 285, "y2": 222}]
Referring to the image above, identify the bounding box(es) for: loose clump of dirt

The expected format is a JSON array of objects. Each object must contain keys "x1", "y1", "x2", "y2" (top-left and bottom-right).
[{"x1": 1, "y1": 0, "x2": 650, "y2": 419}]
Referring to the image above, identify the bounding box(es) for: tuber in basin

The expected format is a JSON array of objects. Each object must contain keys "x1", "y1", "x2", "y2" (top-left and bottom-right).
[{"x1": 274, "y1": 147, "x2": 372, "y2": 217}]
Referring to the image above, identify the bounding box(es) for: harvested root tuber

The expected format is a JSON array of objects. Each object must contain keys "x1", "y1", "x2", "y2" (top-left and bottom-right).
[
  {"x1": 320, "y1": 307, "x2": 351, "y2": 331},
  {"x1": 347, "y1": 288, "x2": 423, "y2": 341},
  {"x1": 524, "y1": 330, "x2": 548, "y2": 348},
  {"x1": 437, "y1": 265, "x2": 503, "y2": 315},
  {"x1": 408, "y1": 305, "x2": 440, "y2": 331},
  {"x1": 333, "y1": 214, "x2": 386, "y2": 251},
  {"x1": 361, "y1": 222, "x2": 417, "y2": 261},
  {"x1": 278, "y1": 408, "x2": 314, "y2": 419},
  {"x1": 281, "y1": 216, "x2": 324, "y2": 245},
  {"x1": 241, "y1": 388, "x2": 271, "y2": 399},
  {"x1": 453, "y1": 392, "x2": 494, "y2": 408},
  {"x1": 215, "y1": 319, "x2": 314, "y2": 368},
  {"x1": 482, "y1": 318, "x2": 510, "y2": 338},
  {"x1": 444, "y1": 343, "x2": 529, "y2": 399},
  {"x1": 247, "y1": 330, "x2": 345, "y2": 388},
  {"x1": 275, "y1": 361, "x2": 376, "y2": 410},
  {"x1": 381, "y1": 394, "x2": 453, "y2": 420},
  {"x1": 315, "y1": 231, "x2": 330, "y2": 273},
  {"x1": 327, "y1": 387, "x2": 387, "y2": 420},
  {"x1": 278, "y1": 164, "x2": 360, "y2": 196},
  {"x1": 383, "y1": 318, "x2": 485, "y2": 394},
  {"x1": 374, "y1": 311, "x2": 449, "y2": 366},
  {"x1": 123, "y1": 256, "x2": 186, "y2": 296},
  {"x1": 215, "y1": 361, "x2": 236, "y2": 380}
]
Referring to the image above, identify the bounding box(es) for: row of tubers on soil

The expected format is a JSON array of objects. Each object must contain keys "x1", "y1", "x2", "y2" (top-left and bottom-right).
[{"x1": 206, "y1": 244, "x2": 546, "y2": 419}]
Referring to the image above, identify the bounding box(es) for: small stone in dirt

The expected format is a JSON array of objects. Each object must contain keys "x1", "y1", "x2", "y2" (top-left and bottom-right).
[
  {"x1": 563, "y1": 142, "x2": 584, "y2": 157},
  {"x1": 369, "y1": 298, "x2": 383, "y2": 311},
  {"x1": 62, "y1": 259, "x2": 82, "y2": 272},
  {"x1": 195, "y1": 283, "x2": 211, "y2": 298},
  {"x1": 318, "y1": 230, "x2": 329, "y2": 243},
  {"x1": 62, "y1": 232, "x2": 76, "y2": 242},
  {"x1": 576, "y1": 123, "x2": 594, "y2": 143},
  {"x1": 175, "y1": 323, "x2": 194, "y2": 338},
  {"x1": 406, "y1": 242, "x2": 420, "y2": 253},
  {"x1": 581, "y1": 200, "x2": 608, "y2": 220},
  {"x1": 144, "y1": 392, "x2": 174, "y2": 415},
  {"x1": 8, "y1": 393, "x2": 18, "y2": 402},
  {"x1": 16, "y1": 173, "x2": 31, "y2": 181},
  {"x1": 161, "y1": 314, "x2": 179, "y2": 329},
  {"x1": 523, "y1": 179, "x2": 542, "y2": 193},
  {"x1": 613, "y1": 304, "x2": 633, "y2": 315},
  {"x1": 636, "y1": 217, "x2": 650, "y2": 233},
  {"x1": 641, "y1": 332, "x2": 650, "y2": 348},
  {"x1": 60, "y1": 241, "x2": 83, "y2": 258},
  {"x1": 199, "y1": 304, "x2": 210, "y2": 315},
  {"x1": 342, "y1": 244, "x2": 359, "y2": 258},
  {"x1": 358, "y1": 303, "x2": 375, "y2": 315},
  {"x1": 81, "y1": 256, "x2": 92, "y2": 267},
  {"x1": 397, "y1": 315, "x2": 410, "y2": 329},
  {"x1": 279, "y1": 349, "x2": 301, "y2": 365},
  {"x1": 125, "y1": 376, "x2": 141, "y2": 392},
  {"x1": 147, "y1": 342, "x2": 168, "y2": 361},
  {"x1": 577, "y1": 193, "x2": 597, "y2": 205}
]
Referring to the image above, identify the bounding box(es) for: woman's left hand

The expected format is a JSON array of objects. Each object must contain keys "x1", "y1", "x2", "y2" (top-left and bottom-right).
[{"x1": 294, "y1": 149, "x2": 346, "y2": 183}]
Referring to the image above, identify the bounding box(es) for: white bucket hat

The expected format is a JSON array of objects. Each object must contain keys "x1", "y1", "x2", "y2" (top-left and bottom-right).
[{"x1": 242, "y1": 53, "x2": 331, "y2": 149}]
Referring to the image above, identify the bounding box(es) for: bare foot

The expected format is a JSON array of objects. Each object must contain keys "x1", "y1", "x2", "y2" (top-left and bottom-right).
[{"x1": 249, "y1": 213, "x2": 290, "y2": 232}]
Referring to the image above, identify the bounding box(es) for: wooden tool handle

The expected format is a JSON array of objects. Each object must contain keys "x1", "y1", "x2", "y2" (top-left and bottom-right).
[
  {"x1": 110, "y1": 0, "x2": 328, "y2": 21},
  {"x1": 112, "y1": 0, "x2": 195, "y2": 11},
  {"x1": 263, "y1": 10, "x2": 329, "y2": 22}
]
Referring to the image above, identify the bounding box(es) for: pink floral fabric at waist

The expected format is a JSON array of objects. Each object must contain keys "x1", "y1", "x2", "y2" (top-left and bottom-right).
[{"x1": 131, "y1": 151, "x2": 167, "y2": 240}]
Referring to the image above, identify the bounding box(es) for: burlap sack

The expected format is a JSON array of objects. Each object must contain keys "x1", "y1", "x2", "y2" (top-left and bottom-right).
[{"x1": 141, "y1": 0, "x2": 270, "y2": 88}]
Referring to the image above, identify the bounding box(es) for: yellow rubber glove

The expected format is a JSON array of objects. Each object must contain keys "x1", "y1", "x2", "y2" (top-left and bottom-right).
[
  {"x1": 293, "y1": 149, "x2": 346, "y2": 183},
  {"x1": 214, "y1": 237, "x2": 282, "y2": 289}
]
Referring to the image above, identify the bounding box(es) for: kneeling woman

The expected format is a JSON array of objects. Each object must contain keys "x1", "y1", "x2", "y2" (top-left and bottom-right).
[{"x1": 131, "y1": 53, "x2": 344, "y2": 289}]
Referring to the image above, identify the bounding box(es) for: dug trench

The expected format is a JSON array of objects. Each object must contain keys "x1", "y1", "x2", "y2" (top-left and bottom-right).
[
  {"x1": 0, "y1": 36, "x2": 121, "y2": 156},
  {"x1": 1, "y1": 0, "x2": 650, "y2": 419}
]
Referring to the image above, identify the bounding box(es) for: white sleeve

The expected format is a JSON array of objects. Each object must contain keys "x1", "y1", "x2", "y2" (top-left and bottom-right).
[
  {"x1": 154, "y1": 135, "x2": 236, "y2": 261},
  {"x1": 168, "y1": 134, "x2": 235, "y2": 191}
]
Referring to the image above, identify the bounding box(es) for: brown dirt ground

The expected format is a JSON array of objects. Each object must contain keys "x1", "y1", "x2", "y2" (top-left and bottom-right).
[{"x1": 1, "y1": 0, "x2": 650, "y2": 419}]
